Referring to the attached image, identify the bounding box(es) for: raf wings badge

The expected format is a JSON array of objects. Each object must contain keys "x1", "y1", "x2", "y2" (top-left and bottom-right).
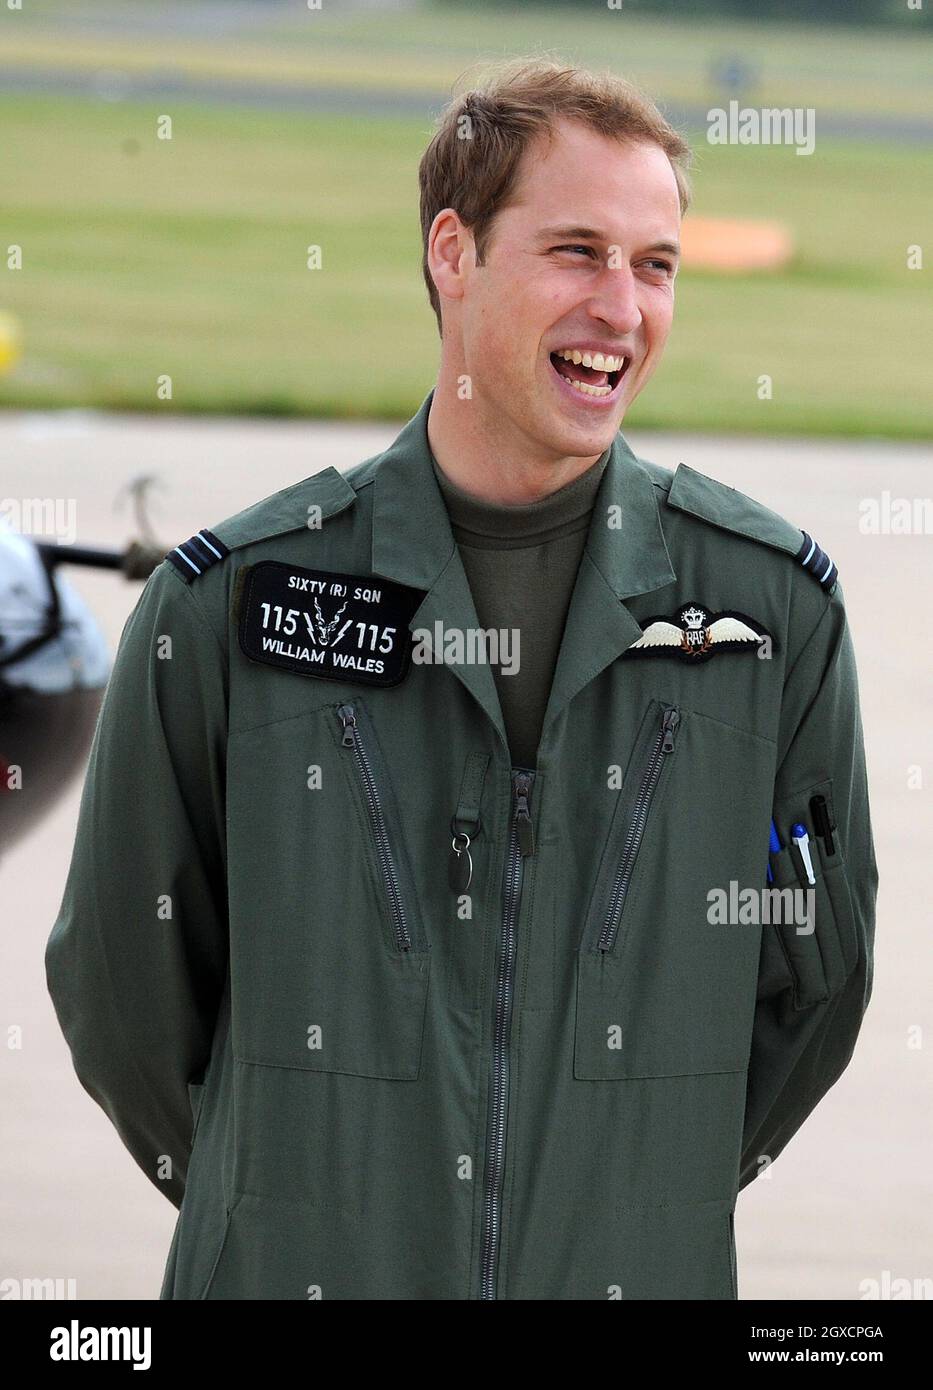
[{"x1": 623, "y1": 602, "x2": 772, "y2": 664}]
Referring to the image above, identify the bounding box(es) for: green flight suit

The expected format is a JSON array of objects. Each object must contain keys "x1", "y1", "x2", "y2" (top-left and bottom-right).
[{"x1": 45, "y1": 391, "x2": 877, "y2": 1300}]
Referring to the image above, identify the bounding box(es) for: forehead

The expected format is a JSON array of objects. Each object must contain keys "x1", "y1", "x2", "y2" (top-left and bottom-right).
[{"x1": 505, "y1": 118, "x2": 681, "y2": 234}]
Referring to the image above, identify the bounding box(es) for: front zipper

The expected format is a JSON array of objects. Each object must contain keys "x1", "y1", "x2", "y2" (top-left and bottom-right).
[
  {"x1": 596, "y1": 704, "x2": 680, "y2": 954},
  {"x1": 479, "y1": 768, "x2": 535, "y2": 1301},
  {"x1": 336, "y1": 702, "x2": 412, "y2": 954}
]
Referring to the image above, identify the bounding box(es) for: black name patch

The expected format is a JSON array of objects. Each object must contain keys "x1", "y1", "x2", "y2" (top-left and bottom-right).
[{"x1": 238, "y1": 561, "x2": 425, "y2": 687}]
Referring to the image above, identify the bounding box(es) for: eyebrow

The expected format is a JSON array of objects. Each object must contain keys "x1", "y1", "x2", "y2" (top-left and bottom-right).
[{"x1": 537, "y1": 226, "x2": 681, "y2": 259}]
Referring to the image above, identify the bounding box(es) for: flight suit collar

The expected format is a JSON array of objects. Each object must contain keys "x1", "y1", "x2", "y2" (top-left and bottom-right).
[
  {"x1": 371, "y1": 391, "x2": 461, "y2": 591},
  {"x1": 541, "y1": 421, "x2": 676, "y2": 746},
  {"x1": 371, "y1": 391, "x2": 676, "y2": 755}
]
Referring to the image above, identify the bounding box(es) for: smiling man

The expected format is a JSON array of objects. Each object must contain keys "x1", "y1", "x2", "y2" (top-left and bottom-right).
[
  {"x1": 46, "y1": 60, "x2": 876, "y2": 1301},
  {"x1": 423, "y1": 109, "x2": 682, "y2": 500}
]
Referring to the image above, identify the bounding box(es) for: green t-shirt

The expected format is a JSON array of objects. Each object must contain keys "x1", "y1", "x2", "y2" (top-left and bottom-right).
[{"x1": 432, "y1": 449, "x2": 609, "y2": 768}]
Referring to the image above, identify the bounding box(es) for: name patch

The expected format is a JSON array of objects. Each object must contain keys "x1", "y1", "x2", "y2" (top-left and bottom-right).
[{"x1": 237, "y1": 561, "x2": 425, "y2": 687}]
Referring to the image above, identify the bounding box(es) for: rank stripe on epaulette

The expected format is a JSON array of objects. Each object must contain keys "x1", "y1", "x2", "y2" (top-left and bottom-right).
[
  {"x1": 796, "y1": 531, "x2": 838, "y2": 590},
  {"x1": 165, "y1": 529, "x2": 230, "y2": 583}
]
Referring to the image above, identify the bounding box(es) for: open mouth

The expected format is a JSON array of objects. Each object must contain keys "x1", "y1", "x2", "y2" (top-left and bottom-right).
[{"x1": 548, "y1": 347, "x2": 630, "y2": 401}]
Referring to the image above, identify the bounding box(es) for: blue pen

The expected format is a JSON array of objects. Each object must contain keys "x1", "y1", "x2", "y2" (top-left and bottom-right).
[{"x1": 766, "y1": 818, "x2": 782, "y2": 883}]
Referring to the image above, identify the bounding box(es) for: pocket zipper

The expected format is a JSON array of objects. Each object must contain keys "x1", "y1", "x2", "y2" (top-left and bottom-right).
[
  {"x1": 337, "y1": 702, "x2": 413, "y2": 953},
  {"x1": 596, "y1": 704, "x2": 680, "y2": 954}
]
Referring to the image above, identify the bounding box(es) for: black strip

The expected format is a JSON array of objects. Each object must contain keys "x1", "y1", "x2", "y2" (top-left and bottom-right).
[
  {"x1": 187, "y1": 534, "x2": 218, "y2": 567},
  {"x1": 796, "y1": 530, "x2": 838, "y2": 589},
  {"x1": 807, "y1": 543, "x2": 825, "y2": 575},
  {"x1": 179, "y1": 540, "x2": 206, "y2": 572},
  {"x1": 165, "y1": 548, "x2": 196, "y2": 582},
  {"x1": 200, "y1": 528, "x2": 229, "y2": 558},
  {"x1": 164, "y1": 528, "x2": 230, "y2": 583}
]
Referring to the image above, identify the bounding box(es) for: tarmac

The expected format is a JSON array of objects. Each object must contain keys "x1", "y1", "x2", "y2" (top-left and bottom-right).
[{"x1": 1, "y1": 408, "x2": 930, "y2": 1301}]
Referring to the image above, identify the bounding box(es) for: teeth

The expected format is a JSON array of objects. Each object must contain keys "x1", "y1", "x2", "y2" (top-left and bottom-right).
[
  {"x1": 556, "y1": 348, "x2": 626, "y2": 373},
  {"x1": 565, "y1": 378, "x2": 612, "y2": 397}
]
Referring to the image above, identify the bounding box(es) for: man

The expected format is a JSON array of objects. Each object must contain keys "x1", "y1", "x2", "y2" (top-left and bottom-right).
[{"x1": 46, "y1": 60, "x2": 877, "y2": 1300}]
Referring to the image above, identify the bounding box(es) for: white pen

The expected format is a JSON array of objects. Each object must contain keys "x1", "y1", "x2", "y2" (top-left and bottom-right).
[{"x1": 791, "y1": 823, "x2": 816, "y2": 885}]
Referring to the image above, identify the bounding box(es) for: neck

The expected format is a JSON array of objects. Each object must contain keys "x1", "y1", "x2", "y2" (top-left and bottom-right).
[{"x1": 427, "y1": 363, "x2": 603, "y2": 505}]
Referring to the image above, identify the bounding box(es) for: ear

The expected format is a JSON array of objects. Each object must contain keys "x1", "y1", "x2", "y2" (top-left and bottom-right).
[{"x1": 427, "y1": 208, "x2": 473, "y2": 307}]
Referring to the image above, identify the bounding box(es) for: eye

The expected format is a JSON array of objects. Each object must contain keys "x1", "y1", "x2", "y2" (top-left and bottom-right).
[
  {"x1": 553, "y1": 244, "x2": 597, "y2": 258},
  {"x1": 643, "y1": 259, "x2": 675, "y2": 275}
]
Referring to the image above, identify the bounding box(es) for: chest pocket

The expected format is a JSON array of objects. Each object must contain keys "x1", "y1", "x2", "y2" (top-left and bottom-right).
[
  {"x1": 227, "y1": 695, "x2": 430, "y2": 1080},
  {"x1": 573, "y1": 697, "x2": 776, "y2": 1079}
]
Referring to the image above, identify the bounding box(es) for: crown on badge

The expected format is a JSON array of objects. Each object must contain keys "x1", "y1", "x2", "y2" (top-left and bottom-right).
[{"x1": 681, "y1": 606, "x2": 707, "y2": 630}]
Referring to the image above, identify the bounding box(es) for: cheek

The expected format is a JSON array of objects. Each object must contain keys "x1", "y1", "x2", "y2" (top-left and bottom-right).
[
  {"x1": 471, "y1": 288, "x2": 532, "y2": 365},
  {"x1": 499, "y1": 279, "x2": 540, "y2": 328},
  {"x1": 643, "y1": 290, "x2": 675, "y2": 348}
]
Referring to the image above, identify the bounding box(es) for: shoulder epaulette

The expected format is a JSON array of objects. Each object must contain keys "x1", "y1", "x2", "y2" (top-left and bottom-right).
[
  {"x1": 795, "y1": 531, "x2": 838, "y2": 592},
  {"x1": 165, "y1": 529, "x2": 229, "y2": 584},
  {"x1": 665, "y1": 463, "x2": 838, "y2": 594},
  {"x1": 163, "y1": 465, "x2": 357, "y2": 584}
]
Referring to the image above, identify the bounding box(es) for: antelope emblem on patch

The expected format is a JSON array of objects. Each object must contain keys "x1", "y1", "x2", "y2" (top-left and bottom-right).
[{"x1": 311, "y1": 598, "x2": 351, "y2": 648}]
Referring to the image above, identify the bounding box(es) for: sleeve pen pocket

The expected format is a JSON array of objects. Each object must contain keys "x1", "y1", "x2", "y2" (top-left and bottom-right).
[{"x1": 767, "y1": 778, "x2": 857, "y2": 1009}]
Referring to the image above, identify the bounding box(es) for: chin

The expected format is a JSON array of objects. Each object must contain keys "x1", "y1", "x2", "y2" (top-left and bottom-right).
[{"x1": 543, "y1": 411, "x2": 621, "y2": 461}]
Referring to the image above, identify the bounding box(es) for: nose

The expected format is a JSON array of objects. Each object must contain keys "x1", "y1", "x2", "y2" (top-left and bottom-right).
[{"x1": 585, "y1": 263, "x2": 643, "y2": 338}]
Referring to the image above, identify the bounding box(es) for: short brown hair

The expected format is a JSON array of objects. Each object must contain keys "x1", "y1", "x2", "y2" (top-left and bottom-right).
[{"x1": 418, "y1": 58, "x2": 693, "y2": 334}]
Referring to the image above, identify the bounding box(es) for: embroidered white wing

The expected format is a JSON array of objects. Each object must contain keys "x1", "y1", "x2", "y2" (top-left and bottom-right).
[
  {"x1": 628, "y1": 621, "x2": 684, "y2": 649},
  {"x1": 707, "y1": 617, "x2": 761, "y2": 644}
]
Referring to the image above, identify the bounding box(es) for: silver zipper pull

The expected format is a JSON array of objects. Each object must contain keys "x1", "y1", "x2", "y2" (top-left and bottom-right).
[
  {"x1": 449, "y1": 831, "x2": 474, "y2": 893},
  {"x1": 661, "y1": 706, "x2": 680, "y2": 753},
  {"x1": 337, "y1": 703, "x2": 357, "y2": 748},
  {"x1": 514, "y1": 773, "x2": 534, "y2": 857}
]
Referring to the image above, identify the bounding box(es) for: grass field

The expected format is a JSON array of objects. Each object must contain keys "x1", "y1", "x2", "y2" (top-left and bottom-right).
[
  {"x1": 1, "y1": 2, "x2": 931, "y2": 436},
  {"x1": 3, "y1": 1, "x2": 932, "y2": 118}
]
